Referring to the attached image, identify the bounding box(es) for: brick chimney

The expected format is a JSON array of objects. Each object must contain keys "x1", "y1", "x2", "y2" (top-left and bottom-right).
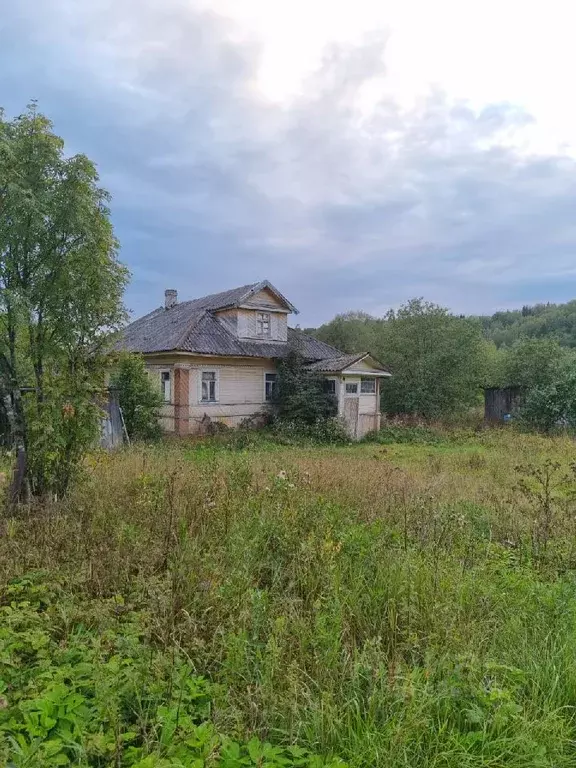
[{"x1": 165, "y1": 289, "x2": 178, "y2": 309}]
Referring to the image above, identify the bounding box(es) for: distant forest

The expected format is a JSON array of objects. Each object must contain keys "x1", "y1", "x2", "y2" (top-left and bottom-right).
[
  {"x1": 307, "y1": 299, "x2": 576, "y2": 351},
  {"x1": 304, "y1": 298, "x2": 576, "y2": 420},
  {"x1": 474, "y1": 301, "x2": 576, "y2": 348}
]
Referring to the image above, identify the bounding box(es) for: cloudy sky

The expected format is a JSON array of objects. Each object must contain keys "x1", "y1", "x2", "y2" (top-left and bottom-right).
[{"x1": 2, "y1": 0, "x2": 576, "y2": 325}]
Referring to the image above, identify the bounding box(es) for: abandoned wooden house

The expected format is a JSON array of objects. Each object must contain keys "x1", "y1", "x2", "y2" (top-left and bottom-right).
[{"x1": 116, "y1": 280, "x2": 390, "y2": 438}]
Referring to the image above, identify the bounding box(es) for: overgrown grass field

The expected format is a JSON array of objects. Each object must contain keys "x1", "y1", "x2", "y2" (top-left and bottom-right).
[{"x1": 3, "y1": 428, "x2": 576, "y2": 766}]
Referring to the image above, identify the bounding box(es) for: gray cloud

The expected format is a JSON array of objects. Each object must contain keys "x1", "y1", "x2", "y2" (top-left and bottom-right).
[{"x1": 2, "y1": 0, "x2": 576, "y2": 323}]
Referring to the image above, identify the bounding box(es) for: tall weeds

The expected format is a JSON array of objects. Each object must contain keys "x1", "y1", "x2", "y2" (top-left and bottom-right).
[{"x1": 2, "y1": 435, "x2": 576, "y2": 766}]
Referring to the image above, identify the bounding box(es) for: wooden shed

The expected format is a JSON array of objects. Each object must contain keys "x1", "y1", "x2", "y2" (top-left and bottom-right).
[{"x1": 484, "y1": 387, "x2": 523, "y2": 423}]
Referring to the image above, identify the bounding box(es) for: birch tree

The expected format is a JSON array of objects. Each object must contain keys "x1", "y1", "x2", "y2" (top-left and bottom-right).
[{"x1": 0, "y1": 103, "x2": 128, "y2": 502}]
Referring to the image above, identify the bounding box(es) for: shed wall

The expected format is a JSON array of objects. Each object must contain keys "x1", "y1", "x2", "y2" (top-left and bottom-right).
[{"x1": 484, "y1": 387, "x2": 523, "y2": 422}]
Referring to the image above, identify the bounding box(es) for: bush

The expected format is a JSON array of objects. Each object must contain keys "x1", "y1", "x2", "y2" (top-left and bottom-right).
[
  {"x1": 274, "y1": 348, "x2": 338, "y2": 425},
  {"x1": 111, "y1": 354, "x2": 162, "y2": 442},
  {"x1": 377, "y1": 299, "x2": 490, "y2": 418},
  {"x1": 497, "y1": 337, "x2": 570, "y2": 389},
  {"x1": 269, "y1": 418, "x2": 349, "y2": 445},
  {"x1": 0, "y1": 573, "x2": 345, "y2": 767},
  {"x1": 519, "y1": 363, "x2": 576, "y2": 432}
]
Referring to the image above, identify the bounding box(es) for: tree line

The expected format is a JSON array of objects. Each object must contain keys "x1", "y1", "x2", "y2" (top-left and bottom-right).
[
  {"x1": 311, "y1": 300, "x2": 576, "y2": 428},
  {"x1": 476, "y1": 300, "x2": 576, "y2": 349}
]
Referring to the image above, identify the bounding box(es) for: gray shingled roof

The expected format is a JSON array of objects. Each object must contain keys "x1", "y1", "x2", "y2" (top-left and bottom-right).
[{"x1": 116, "y1": 282, "x2": 343, "y2": 362}]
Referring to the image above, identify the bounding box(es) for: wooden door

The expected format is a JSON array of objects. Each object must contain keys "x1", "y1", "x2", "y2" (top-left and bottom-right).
[{"x1": 343, "y1": 396, "x2": 359, "y2": 439}]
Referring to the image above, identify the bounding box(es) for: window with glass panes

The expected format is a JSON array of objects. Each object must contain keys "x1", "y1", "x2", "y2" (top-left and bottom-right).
[
  {"x1": 257, "y1": 312, "x2": 271, "y2": 336},
  {"x1": 360, "y1": 378, "x2": 376, "y2": 394},
  {"x1": 160, "y1": 371, "x2": 171, "y2": 402},
  {"x1": 265, "y1": 373, "x2": 278, "y2": 401},
  {"x1": 201, "y1": 371, "x2": 217, "y2": 402},
  {"x1": 322, "y1": 379, "x2": 336, "y2": 395}
]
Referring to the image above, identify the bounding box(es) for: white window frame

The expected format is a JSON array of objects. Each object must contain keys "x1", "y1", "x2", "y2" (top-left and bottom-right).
[
  {"x1": 257, "y1": 312, "x2": 271, "y2": 337},
  {"x1": 199, "y1": 369, "x2": 219, "y2": 404},
  {"x1": 360, "y1": 378, "x2": 376, "y2": 394},
  {"x1": 264, "y1": 372, "x2": 278, "y2": 402},
  {"x1": 160, "y1": 369, "x2": 172, "y2": 403},
  {"x1": 345, "y1": 381, "x2": 359, "y2": 395}
]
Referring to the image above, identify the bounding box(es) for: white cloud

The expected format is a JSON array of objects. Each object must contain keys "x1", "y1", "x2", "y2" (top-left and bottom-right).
[
  {"x1": 4, "y1": 0, "x2": 576, "y2": 321},
  {"x1": 195, "y1": 0, "x2": 576, "y2": 156}
]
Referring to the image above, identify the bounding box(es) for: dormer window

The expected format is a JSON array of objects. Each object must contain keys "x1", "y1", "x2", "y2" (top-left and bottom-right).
[{"x1": 257, "y1": 312, "x2": 271, "y2": 337}]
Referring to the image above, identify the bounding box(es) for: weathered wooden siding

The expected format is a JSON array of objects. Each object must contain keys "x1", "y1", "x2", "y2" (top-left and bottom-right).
[
  {"x1": 189, "y1": 363, "x2": 273, "y2": 405},
  {"x1": 146, "y1": 355, "x2": 267, "y2": 368},
  {"x1": 146, "y1": 364, "x2": 173, "y2": 397},
  {"x1": 237, "y1": 309, "x2": 287, "y2": 341},
  {"x1": 357, "y1": 414, "x2": 379, "y2": 438},
  {"x1": 359, "y1": 392, "x2": 378, "y2": 415},
  {"x1": 159, "y1": 404, "x2": 175, "y2": 432},
  {"x1": 145, "y1": 356, "x2": 276, "y2": 433},
  {"x1": 145, "y1": 362, "x2": 176, "y2": 431},
  {"x1": 189, "y1": 361, "x2": 275, "y2": 429},
  {"x1": 243, "y1": 287, "x2": 286, "y2": 310},
  {"x1": 143, "y1": 357, "x2": 381, "y2": 438},
  {"x1": 214, "y1": 307, "x2": 288, "y2": 341},
  {"x1": 484, "y1": 387, "x2": 523, "y2": 422},
  {"x1": 339, "y1": 375, "x2": 381, "y2": 438},
  {"x1": 99, "y1": 388, "x2": 124, "y2": 449}
]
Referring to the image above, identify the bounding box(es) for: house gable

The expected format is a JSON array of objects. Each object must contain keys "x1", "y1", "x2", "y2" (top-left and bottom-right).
[
  {"x1": 306, "y1": 353, "x2": 390, "y2": 376},
  {"x1": 214, "y1": 283, "x2": 293, "y2": 343},
  {"x1": 341, "y1": 355, "x2": 391, "y2": 376},
  {"x1": 214, "y1": 305, "x2": 288, "y2": 342},
  {"x1": 239, "y1": 286, "x2": 291, "y2": 312},
  {"x1": 238, "y1": 308, "x2": 288, "y2": 342},
  {"x1": 235, "y1": 281, "x2": 297, "y2": 314}
]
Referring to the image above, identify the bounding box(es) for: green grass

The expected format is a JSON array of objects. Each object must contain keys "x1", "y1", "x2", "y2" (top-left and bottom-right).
[{"x1": 2, "y1": 428, "x2": 576, "y2": 766}]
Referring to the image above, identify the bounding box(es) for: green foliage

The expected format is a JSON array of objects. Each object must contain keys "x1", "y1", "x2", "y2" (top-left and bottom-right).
[
  {"x1": 483, "y1": 339, "x2": 576, "y2": 432},
  {"x1": 111, "y1": 354, "x2": 162, "y2": 442},
  {"x1": 25, "y1": 387, "x2": 105, "y2": 500},
  {"x1": 477, "y1": 299, "x2": 576, "y2": 348},
  {"x1": 313, "y1": 297, "x2": 576, "y2": 427},
  {"x1": 363, "y1": 424, "x2": 445, "y2": 445},
  {"x1": 519, "y1": 361, "x2": 576, "y2": 432},
  {"x1": 314, "y1": 301, "x2": 576, "y2": 429},
  {"x1": 0, "y1": 574, "x2": 345, "y2": 767},
  {"x1": 378, "y1": 299, "x2": 489, "y2": 418},
  {"x1": 315, "y1": 312, "x2": 380, "y2": 355},
  {"x1": 0, "y1": 102, "x2": 128, "y2": 500},
  {"x1": 495, "y1": 337, "x2": 571, "y2": 389},
  {"x1": 5, "y1": 437, "x2": 576, "y2": 765},
  {"x1": 274, "y1": 348, "x2": 338, "y2": 426},
  {"x1": 315, "y1": 300, "x2": 490, "y2": 419}
]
